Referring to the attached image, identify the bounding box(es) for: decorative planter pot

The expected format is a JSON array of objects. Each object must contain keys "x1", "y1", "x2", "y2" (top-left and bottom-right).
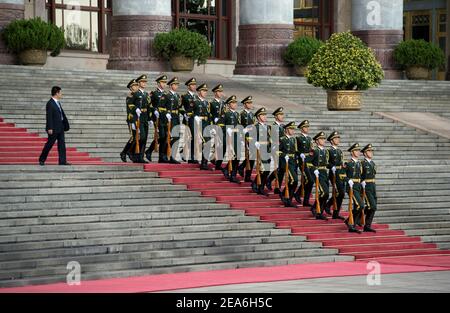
[
  {"x1": 18, "y1": 49, "x2": 47, "y2": 66},
  {"x1": 405, "y1": 66, "x2": 431, "y2": 80},
  {"x1": 294, "y1": 65, "x2": 307, "y2": 77},
  {"x1": 170, "y1": 55, "x2": 194, "y2": 72},
  {"x1": 327, "y1": 90, "x2": 362, "y2": 111}
]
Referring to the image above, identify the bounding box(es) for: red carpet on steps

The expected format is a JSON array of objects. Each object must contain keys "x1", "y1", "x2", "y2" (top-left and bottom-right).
[
  {"x1": 144, "y1": 163, "x2": 450, "y2": 263},
  {"x1": 0, "y1": 117, "x2": 103, "y2": 165},
  {"x1": 2, "y1": 261, "x2": 450, "y2": 293}
]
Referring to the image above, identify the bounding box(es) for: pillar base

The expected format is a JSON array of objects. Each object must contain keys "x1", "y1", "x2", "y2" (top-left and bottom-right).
[
  {"x1": 234, "y1": 24, "x2": 294, "y2": 76},
  {"x1": 0, "y1": 3, "x2": 25, "y2": 65},
  {"x1": 352, "y1": 29, "x2": 404, "y2": 80},
  {"x1": 107, "y1": 15, "x2": 171, "y2": 71}
]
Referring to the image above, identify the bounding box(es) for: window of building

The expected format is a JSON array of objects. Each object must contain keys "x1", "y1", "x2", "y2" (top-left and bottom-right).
[
  {"x1": 293, "y1": 0, "x2": 333, "y2": 40},
  {"x1": 172, "y1": 0, "x2": 233, "y2": 60},
  {"x1": 45, "y1": 0, "x2": 112, "y2": 53}
]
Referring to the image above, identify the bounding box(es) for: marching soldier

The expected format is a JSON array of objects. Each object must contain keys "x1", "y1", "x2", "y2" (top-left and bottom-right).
[
  {"x1": 345, "y1": 143, "x2": 364, "y2": 234},
  {"x1": 133, "y1": 74, "x2": 152, "y2": 163},
  {"x1": 325, "y1": 131, "x2": 346, "y2": 220},
  {"x1": 164, "y1": 77, "x2": 184, "y2": 164},
  {"x1": 120, "y1": 79, "x2": 140, "y2": 163},
  {"x1": 222, "y1": 95, "x2": 241, "y2": 183},
  {"x1": 210, "y1": 84, "x2": 226, "y2": 170},
  {"x1": 251, "y1": 107, "x2": 271, "y2": 196},
  {"x1": 145, "y1": 75, "x2": 168, "y2": 163},
  {"x1": 278, "y1": 122, "x2": 299, "y2": 208},
  {"x1": 310, "y1": 132, "x2": 329, "y2": 220},
  {"x1": 267, "y1": 107, "x2": 285, "y2": 194},
  {"x1": 182, "y1": 78, "x2": 199, "y2": 164},
  {"x1": 193, "y1": 83, "x2": 212, "y2": 170},
  {"x1": 295, "y1": 120, "x2": 314, "y2": 206},
  {"x1": 361, "y1": 144, "x2": 377, "y2": 233},
  {"x1": 238, "y1": 96, "x2": 255, "y2": 182}
]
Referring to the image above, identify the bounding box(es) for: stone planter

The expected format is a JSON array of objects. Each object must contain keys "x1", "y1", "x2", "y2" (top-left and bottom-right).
[
  {"x1": 294, "y1": 65, "x2": 307, "y2": 77},
  {"x1": 405, "y1": 66, "x2": 431, "y2": 80},
  {"x1": 18, "y1": 49, "x2": 47, "y2": 66},
  {"x1": 170, "y1": 55, "x2": 194, "y2": 72},
  {"x1": 327, "y1": 90, "x2": 362, "y2": 111}
]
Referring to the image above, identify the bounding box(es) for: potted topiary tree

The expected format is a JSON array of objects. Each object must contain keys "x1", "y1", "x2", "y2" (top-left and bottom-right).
[
  {"x1": 284, "y1": 36, "x2": 323, "y2": 76},
  {"x1": 153, "y1": 28, "x2": 211, "y2": 72},
  {"x1": 306, "y1": 31, "x2": 384, "y2": 111},
  {"x1": 2, "y1": 17, "x2": 65, "y2": 66},
  {"x1": 394, "y1": 39, "x2": 446, "y2": 80}
]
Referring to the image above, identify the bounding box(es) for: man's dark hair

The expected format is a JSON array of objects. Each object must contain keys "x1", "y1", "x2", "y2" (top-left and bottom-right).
[{"x1": 51, "y1": 86, "x2": 62, "y2": 96}]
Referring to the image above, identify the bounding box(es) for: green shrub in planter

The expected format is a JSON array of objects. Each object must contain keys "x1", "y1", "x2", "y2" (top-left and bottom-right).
[
  {"x1": 2, "y1": 17, "x2": 65, "y2": 57},
  {"x1": 284, "y1": 36, "x2": 323, "y2": 67},
  {"x1": 394, "y1": 39, "x2": 445, "y2": 70},
  {"x1": 154, "y1": 28, "x2": 211, "y2": 66},
  {"x1": 306, "y1": 31, "x2": 384, "y2": 91}
]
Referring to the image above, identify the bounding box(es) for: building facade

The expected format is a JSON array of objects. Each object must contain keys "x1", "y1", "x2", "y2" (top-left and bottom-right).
[{"x1": 0, "y1": 0, "x2": 449, "y2": 79}]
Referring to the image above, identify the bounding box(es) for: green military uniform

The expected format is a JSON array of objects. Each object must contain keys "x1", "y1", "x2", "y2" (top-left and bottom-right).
[
  {"x1": 181, "y1": 78, "x2": 198, "y2": 163},
  {"x1": 238, "y1": 96, "x2": 255, "y2": 182},
  {"x1": 193, "y1": 83, "x2": 212, "y2": 170},
  {"x1": 210, "y1": 84, "x2": 226, "y2": 170},
  {"x1": 120, "y1": 79, "x2": 140, "y2": 163},
  {"x1": 267, "y1": 107, "x2": 285, "y2": 194},
  {"x1": 222, "y1": 95, "x2": 241, "y2": 183},
  {"x1": 345, "y1": 143, "x2": 364, "y2": 233},
  {"x1": 133, "y1": 75, "x2": 152, "y2": 163},
  {"x1": 295, "y1": 120, "x2": 314, "y2": 206},
  {"x1": 361, "y1": 144, "x2": 377, "y2": 233},
  {"x1": 325, "y1": 131, "x2": 346, "y2": 220},
  {"x1": 163, "y1": 77, "x2": 184, "y2": 164},
  {"x1": 278, "y1": 122, "x2": 299, "y2": 207},
  {"x1": 310, "y1": 132, "x2": 329, "y2": 220},
  {"x1": 250, "y1": 108, "x2": 272, "y2": 196}
]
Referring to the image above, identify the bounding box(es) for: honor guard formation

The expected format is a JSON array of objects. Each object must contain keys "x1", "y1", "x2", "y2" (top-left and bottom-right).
[{"x1": 121, "y1": 74, "x2": 378, "y2": 234}]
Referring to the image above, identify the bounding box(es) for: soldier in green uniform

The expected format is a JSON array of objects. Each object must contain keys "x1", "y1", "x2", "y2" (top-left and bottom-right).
[
  {"x1": 267, "y1": 107, "x2": 285, "y2": 194},
  {"x1": 325, "y1": 131, "x2": 346, "y2": 220},
  {"x1": 361, "y1": 144, "x2": 377, "y2": 233},
  {"x1": 134, "y1": 74, "x2": 152, "y2": 163},
  {"x1": 250, "y1": 107, "x2": 272, "y2": 196},
  {"x1": 182, "y1": 78, "x2": 198, "y2": 164},
  {"x1": 194, "y1": 83, "x2": 212, "y2": 170},
  {"x1": 310, "y1": 132, "x2": 329, "y2": 220},
  {"x1": 222, "y1": 95, "x2": 241, "y2": 183},
  {"x1": 295, "y1": 120, "x2": 314, "y2": 206},
  {"x1": 278, "y1": 122, "x2": 299, "y2": 208},
  {"x1": 145, "y1": 75, "x2": 168, "y2": 163},
  {"x1": 345, "y1": 143, "x2": 364, "y2": 234},
  {"x1": 238, "y1": 96, "x2": 255, "y2": 182},
  {"x1": 210, "y1": 84, "x2": 226, "y2": 170},
  {"x1": 120, "y1": 79, "x2": 140, "y2": 163},
  {"x1": 164, "y1": 77, "x2": 184, "y2": 164}
]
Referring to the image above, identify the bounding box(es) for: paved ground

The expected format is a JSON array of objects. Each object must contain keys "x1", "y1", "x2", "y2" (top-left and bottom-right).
[{"x1": 162, "y1": 271, "x2": 450, "y2": 293}]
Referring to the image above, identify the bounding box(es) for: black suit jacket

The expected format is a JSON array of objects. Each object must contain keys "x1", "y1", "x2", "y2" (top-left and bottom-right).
[{"x1": 45, "y1": 99, "x2": 69, "y2": 133}]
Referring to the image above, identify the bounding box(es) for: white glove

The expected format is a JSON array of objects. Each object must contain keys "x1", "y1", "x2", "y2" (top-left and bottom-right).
[
  {"x1": 184, "y1": 114, "x2": 189, "y2": 121},
  {"x1": 136, "y1": 108, "x2": 142, "y2": 117},
  {"x1": 255, "y1": 142, "x2": 261, "y2": 150},
  {"x1": 210, "y1": 129, "x2": 216, "y2": 136},
  {"x1": 332, "y1": 166, "x2": 336, "y2": 174},
  {"x1": 166, "y1": 113, "x2": 172, "y2": 121},
  {"x1": 195, "y1": 116, "x2": 201, "y2": 123},
  {"x1": 214, "y1": 118, "x2": 219, "y2": 124},
  {"x1": 243, "y1": 127, "x2": 249, "y2": 135},
  {"x1": 227, "y1": 128, "x2": 233, "y2": 137},
  {"x1": 314, "y1": 169, "x2": 319, "y2": 177},
  {"x1": 131, "y1": 123, "x2": 136, "y2": 130},
  {"x1": 285, "y1": 155, "x2": 289, "y2": 162},
  {"x1": 149, "y1": 120, "x2": 154, "y2": 128},
  {"x1": 154, "y1": 110, "x2": 160, "y2": 118},
  {"x1": 348, "y1": 180, "x2": 354, "y2": 188},
  {"x1": 361, "y1": 181, "x2": 367, "y2": 189},
  {"x1": 300, "y1": 153, "x2": 306, "y2": 161}
]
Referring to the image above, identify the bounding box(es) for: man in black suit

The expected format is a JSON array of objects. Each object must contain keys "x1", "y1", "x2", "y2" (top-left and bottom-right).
[{"x1": 39, "y1": 86, "x2": 71, "y2": 166}]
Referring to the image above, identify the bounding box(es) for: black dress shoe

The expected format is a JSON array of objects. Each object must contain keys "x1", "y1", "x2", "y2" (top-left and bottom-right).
[
  {"x1": 294, "y1": 192, "x2": 302, "y2": 204},
  {"x1": 274, "y1": 188, "x2": 281, "y2": 195},
  {"x1": 120, "y1": 152, "x2": 127, "y2": 163},
  {"x1": 238, "y1": 168, "x2": 245, "y2": 178},
  {"x1": 348, "y1": 227, "x2": 362, "y2": 234},
  {"x1": 333, "y1": 214, "x2": 346, "y2": 221},
  {"x1": 364, "y1": 226, "x2": 377, "y2": 233},
  {"x1": 170, "y1": 158, "x2": 181, "y2": 164},
  {"x1": 230, "y1": 176, "x2": 240, "y2": 184},
  {"x1": 251, "y1": 182, "x2": 258, "y2": 193},
  {"x1": 325, "y1": 206, "x2": 332, "y2": 215},
  {"x1": 39, "y1": 161, "x2": 45, "y2": 166},
  {"x1": 258, "y1": 186, "x2": 269, "y2": 197},
  {"x1": 285, "y1": 200, "x2": 296, "y2": 208},
  {"x1": 145, "y1": 152, "x2": 152, "y2": 162},
  {"x1": 222, "y1": 168, "x2": 230, "y2": 179},
  {"x1": 303, "y1": 202, "x2": 312, "y2": 208},
  {"x1": 266, "y1": 181, "x2": 273, "y2": 191},
  {"x1": 316, "y1": 214, "x2": 328, "y2": 221}
]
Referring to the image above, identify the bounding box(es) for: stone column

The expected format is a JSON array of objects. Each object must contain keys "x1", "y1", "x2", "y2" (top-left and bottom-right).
[
  {"x1": 0, "y1": 0, "x2": 25, "y2": 65},
  {"x1": 446, "y1": 0, "x2": 450, "y2": 80},
  {"x1": 107, "y1": 0, "x2": 172, "y2": 71},
  {"x1": 351, "y1": 0, "x2": 404, "y2": 79},
  {"x1": 334, "y1": 0, "x2": 352, "y2": 33},
  {"x1": 234, "y1": 0, "x2": 294, "y2": 76}
]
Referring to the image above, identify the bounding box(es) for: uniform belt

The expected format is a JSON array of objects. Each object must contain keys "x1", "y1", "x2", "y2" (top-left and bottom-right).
[
  {"x1": 335, "y1": 166, "x2": 343, "y2": 170},
  {"x1": 141, "y1": 109, "x2": 147, "y2": 113},
  {"x1": 169, "y1": 110, "x2": 179, "y2": 114},
  {"x1": 351, "y1": 179, "x2": 361, "y2": 183},
  {"x1": 258, "y1": 141, "x2": 270, "y2": 145},
  {"x1": 217, "y1": 124, "x2": 225, "y2": 127},
  {"x1": 229, "y1": 129, "x2": 240, "y2": 132},
  {"x1": 187, "y1": 112, "x2": 194, "y2": 116},
  {"x1": 158, "y1": 108, "x2": 167, "y2": 112},
  {"x1": 317, "y1": 166, "x2": 327, "y2": 170},
  {"x1": 306, "y1": 162, "x2": 313, "y2": 168},
  {"x1": 200, "y1": 116, "x2": 208, "y2": 120},
  {"x1": 287, "y1": 154, "x2": 296, "y2": 157},
  {"x1": 364, "y1": 179, "x2": 376, "y2": 183},
  {"x1": 339, "y1": 174, "x2": 346, "y2": 179}
]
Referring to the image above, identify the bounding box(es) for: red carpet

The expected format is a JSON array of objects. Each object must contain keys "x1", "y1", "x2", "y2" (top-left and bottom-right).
[
  {"x1": 2, "y1": 260, "x2": 450, "y2": 293},
  {"x1": 0, "y1": 117, "x2": 103, "y2": 164}
]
